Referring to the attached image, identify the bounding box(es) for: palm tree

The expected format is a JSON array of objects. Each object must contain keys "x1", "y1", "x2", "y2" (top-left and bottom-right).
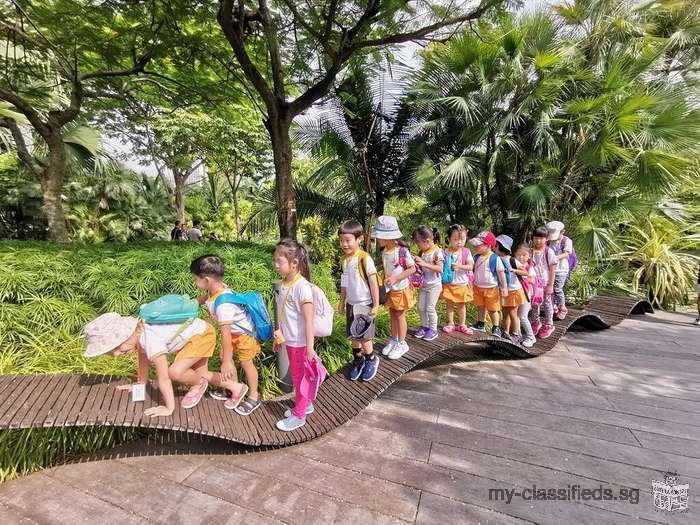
[{"x1": 291, "y1": 60, "x2": 418, "y2": 243}]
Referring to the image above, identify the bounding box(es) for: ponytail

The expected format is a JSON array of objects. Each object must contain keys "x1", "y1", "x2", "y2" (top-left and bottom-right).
[{"x1": 274, "y1": 238, "x2": 311, "y2": 281}]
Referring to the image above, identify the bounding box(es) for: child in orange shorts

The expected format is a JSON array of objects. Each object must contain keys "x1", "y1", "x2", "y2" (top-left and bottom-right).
[
  {"x1": 495, "y1": 235, "x2": 528, "y2": 341},
  {"x1": 191, "y1": 255, "x2": 261, "y2": 416},
  {"x1": 469, "y1": 231, "x2": 509, "y2": 338},
  {"x1": 372, "y1": 215, "x2": 416, "y2": 361}
]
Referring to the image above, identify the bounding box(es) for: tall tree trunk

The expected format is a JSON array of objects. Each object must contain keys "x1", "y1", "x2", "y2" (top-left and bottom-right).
[
  {"x1": 41, "y1": 138, "x2": 69, "y2": 243},
  {"x1": 266, "y1": 112, "x2": 296, "y2": 239},
  {"x1": 173, "y1": 169, "x2": 186, "y2": 223},
  {"x1": 232, "y1": 187, "x2": 242, "y2": 240}
]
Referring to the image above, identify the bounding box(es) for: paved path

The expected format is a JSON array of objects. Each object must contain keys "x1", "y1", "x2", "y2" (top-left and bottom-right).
[{"x1": 0, "y1": 311, "x2": 698, "y2": 524}]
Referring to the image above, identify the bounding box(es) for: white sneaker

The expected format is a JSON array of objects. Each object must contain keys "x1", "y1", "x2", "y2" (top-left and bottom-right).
[
  {"x1": 388, "y1": 341, "x2": 409, "y2": 360},
  {"x1": 522, "y1": 336, "x2": 536, "y2": 348},
  {"x1": 276, "y1": 414, "x2": 306, "y2": 432},
  {"x1": 382, "y1": 339, "x2": 398, "y2": 356},
  {"x1": 284, "y1": 404, "x2": 314, "y2": 418}
]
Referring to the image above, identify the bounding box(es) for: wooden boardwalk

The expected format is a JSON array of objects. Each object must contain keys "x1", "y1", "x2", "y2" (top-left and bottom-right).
[
  {"x1": 1, "y1": 304, "x2": 697, "y2": 524},
  {"x1": 0, "y1": 296, "x2": 652, "y2": 446}
]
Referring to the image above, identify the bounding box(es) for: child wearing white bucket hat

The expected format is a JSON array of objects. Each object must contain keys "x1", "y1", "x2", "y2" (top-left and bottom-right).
[
  {"x1": 495, "y1": 235, "x2": 528, "y2": 342},
  {"x1": 83, "y1": 310, "x2": 240, "y2": 417},
  {"x1": 547, "y1": 221, "x2": 573, "y2": 320},
  {"x1": 371, "y1": 215, "x2": 416, "y2": 360}
]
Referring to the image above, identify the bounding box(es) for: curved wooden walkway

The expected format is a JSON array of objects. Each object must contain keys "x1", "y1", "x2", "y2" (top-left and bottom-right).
[{"x1": 0, "y1": 296, "x2": 652, "y2": 447}]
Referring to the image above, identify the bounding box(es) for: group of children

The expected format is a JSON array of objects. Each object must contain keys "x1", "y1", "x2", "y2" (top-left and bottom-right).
[{"x1": 81, "y1": 215, "x2": 574, "y2": 433}]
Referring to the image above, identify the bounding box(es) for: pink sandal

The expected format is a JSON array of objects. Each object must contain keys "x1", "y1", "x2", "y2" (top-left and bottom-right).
[
  {"x1": 456, "y1": 324, "x2": 474, "y2": 335},
  {"x1": 224, "y1": 383, "x2": 249, "y2": 410},
  {"x1": 442, "y1": 324, "x2": 456, "y2": 333},
  {"x1": 181, "y1": 378, "x2": 209, "y2": 409}
]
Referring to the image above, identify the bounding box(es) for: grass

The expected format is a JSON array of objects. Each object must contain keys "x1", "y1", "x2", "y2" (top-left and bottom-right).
[{"x1": 0, "y1": 240, "x2": 359, "y2": 481}]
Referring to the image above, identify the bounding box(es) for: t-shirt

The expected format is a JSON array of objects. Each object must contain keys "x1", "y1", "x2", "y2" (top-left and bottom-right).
[
  {"x1": 340, "y1": 250, "x2": 377, "y2": 305},
  {"x1": 381, "y1": 246, "x2": 415, "y2": 292},
  {"x1": 138, "y1": 319, "x2": 207, "y2": 360},
  {"x1": 277, "y1": 274, "x2": 314, "y2": 347},
  {"x1": 473, "y1": 252, "x2": 506, "y2": 288},
  {"x1": 444, "y1": 247, "x2": 473, "y2": 286},
  {"x1": 509, "y1": 259, "x2": 536, "y2": 291},
  {"x1": 551, "y1": 237, "x2": 573, "y2": 274},
  {"x1": 205, "y1": 288, "x2": 254, "y2": 334},
  {"x1": 531, "y1": 247, "x2": 557, "y2": 283},
  {"x1": 420, "y1": 246, "x2": 444, "y2": 286},
  {"x1": 187, "y1": 227, "x2": 203, "y2": 241}
]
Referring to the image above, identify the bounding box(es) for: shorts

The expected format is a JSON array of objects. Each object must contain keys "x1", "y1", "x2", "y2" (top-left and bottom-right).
[
  {"x1": 441, "y1": 284, "x2": 473, "y2": 304},
  {"x1": 230, "y1": 332, "x2": 261, "y2": 361},
  {"x1": 502, "y1": 288, "x2": 527, "y2": 308},
  {"x1": 385, "y1": 288, "x2": 416, "y2": 311},
  {"x1": 174, "y1": 323, "x2": 216, "y2": 361},
  {"x1": 473, "y1": 286, "x2": 501, "y2": 312},
  {"x1": 346, "y1": 303, "x2": 375, "y2": 342}
]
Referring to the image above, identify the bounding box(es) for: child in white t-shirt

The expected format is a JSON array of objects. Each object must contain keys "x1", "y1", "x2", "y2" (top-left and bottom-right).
[
  {"x1": 191, "y1": 255, "x2": 261, "y2": 416},
  {"x1": 338, "y1": 220, "x2": 380, "y2": 382},
  {"x1": 440, "y1": 224, "x2": 474, "y2": 335},
  {"x1": 273, "y1": 239, "x2": 316, "y2": 432},
  {"x1": 547, "y1": 221, "x2": 573, "y2": 320},
  {"x1": 372, "y1": 215, "x2": 416, "y2": 361},
  {"x1": 412, "y1": 225, "x2": 444, "y2": 342},
  {"x1": 529, "y1": 226, "x2": 558, "y2": 339}
]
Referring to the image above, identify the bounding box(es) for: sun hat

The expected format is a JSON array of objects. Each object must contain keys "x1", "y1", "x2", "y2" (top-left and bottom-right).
[
  {"x1": 299, "y1": 355, "x2": 327, "y2": 401},
  {"x1": 349, "y1": 313, "x2": 374, "y2": 341},
  {"x1": 371, "y1": 215, "x2": 403, "y2": 240},
  {"x1": 469, "y1": 231, "x2": 497, "y2": 248},
  {"x1": 83, "y1": 312, "x2": 138, "y2": 358},
  {"x1": 546, "y1": 221, "x2": 565, "y2": 241},
  {"x1": 495, "y1": 234, "x2": 514, "y2": 253}
]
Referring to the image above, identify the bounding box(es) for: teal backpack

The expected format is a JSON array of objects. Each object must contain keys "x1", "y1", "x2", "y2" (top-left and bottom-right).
[
  {"x1": 473, "y1": 253, "x2": 511, "y2": 287},
  {"x1": 139, "y1": 294, "x2": 200, "y2": 324}
]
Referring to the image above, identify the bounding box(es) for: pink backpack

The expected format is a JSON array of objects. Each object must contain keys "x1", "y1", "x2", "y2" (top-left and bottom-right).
[{"x1": 311, "y1": 284, "x2": 334, "y2": 337}]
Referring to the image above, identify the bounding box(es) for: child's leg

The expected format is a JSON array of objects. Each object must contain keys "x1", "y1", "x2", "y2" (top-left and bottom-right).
[
  {"x1": 478, "y1": 305, "x2": 486, "y2": 322},
  {"x1": 390, "y1": 308, "x2": 399, "y2": 338},
  {"x1": 445, "y1": 300, "x2": 455, "y2": 326},
  {"x1": 457, "y1": 302, "x2": 466, "y2": 327},
  {"x1": 502, "y1": 306, "x2": 512, "y2": 333},
  {"x1": 397, "y1": 310, "x2": 408, "y2": 341},
  {"x1": 509, "y1": 307, "x2": 520, "y2": 335},
  {"x1": 239, "y1": 359, "x2": 259, "y2": 400},
  {"x1": 528, "y1": 303, "x2": 540, "y2": 323},
  {"x1": 543, "y1": 294, "x2": 554, "y2": 325},
  {"x1": 361, "y1": 339, "x2": 374, "y2": 356},
  {"x1": 417, "y1": 289, "x2": 428, "y2": 328},
  {"x1": 489, "y1": 309, "x2": 500, "y2": 327},
  {"x1": 553, "y1": 272, "x2": 567, "y2": 308},
  {"x1": 169, "y1": 357, "x2": 209, "y2": 387},
  {"x1": 519, "y1": 303, "x2": 534, "y2": 338},
  {"x1": 426, "y1": 284, "x2": 441, "y2": 330},
  {"x1": 286, "y1": 345, "x2": 310, "y2": 418}
]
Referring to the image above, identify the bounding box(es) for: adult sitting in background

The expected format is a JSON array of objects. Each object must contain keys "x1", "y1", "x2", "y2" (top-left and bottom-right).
[
  {"x1": 187, "y1": 221, "x2": 203, "y2": 241},
  {"x1": 171, "y1": 221, "x2": 187, "y2": 241}
]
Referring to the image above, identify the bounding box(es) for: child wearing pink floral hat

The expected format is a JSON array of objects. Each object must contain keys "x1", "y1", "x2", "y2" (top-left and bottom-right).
[{"x1": 83, "y1": 311, "x2": 240, "y2": 417}]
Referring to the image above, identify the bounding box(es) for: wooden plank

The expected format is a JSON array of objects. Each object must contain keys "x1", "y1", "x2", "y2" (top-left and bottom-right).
[
  {"x1": 19, "y1": 374, "x2": 69, "y2": 429},
  {"x1": 33, "y1": 374, "x2": 76, "y2": 427},
  {"x1": 0, "y1": 375, "x2": 49, "y2": 429},
  {"x1": 9, "y1": 374, "x2": 57, "y2": 429}
]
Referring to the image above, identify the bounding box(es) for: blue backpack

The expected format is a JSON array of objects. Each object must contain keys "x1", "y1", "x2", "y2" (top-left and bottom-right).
[
  {"x1": 214, "y1": 291, "x2": 273, "y2": 342},
  {"x1": 474, "y1": 253, "x2": 511, "y2": 287},
  {"x1": 139, "y1": 294, "x2": 200, "y2": 324},
  {"x1": 441, "y1": 250, "x2": 454, "y2": 284}
]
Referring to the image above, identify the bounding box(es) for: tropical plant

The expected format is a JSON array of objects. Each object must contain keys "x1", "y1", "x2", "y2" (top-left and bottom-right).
[{"x1": 293, "y1": 60, "x2": 418, "y2": 242}]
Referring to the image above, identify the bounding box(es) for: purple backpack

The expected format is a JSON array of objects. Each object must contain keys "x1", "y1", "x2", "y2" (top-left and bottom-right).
[
  {"x1": 552, "y1": 236, "x2": 577, "y2": 277},
  {"x1": 397, "y1": 246, "x2": 423, "y2": 288}
]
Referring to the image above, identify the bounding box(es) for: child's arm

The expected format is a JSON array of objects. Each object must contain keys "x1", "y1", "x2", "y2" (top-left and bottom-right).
[
  {"x1": 497, "y1": 268, "x2": 509, "y2": 296},
  {"x1": 116, "y1": 347, "x2": 150, "y2": 391},
  {"x1": 302, "y1": 301, "x2": 315, "y2": 359},
  {"x1": 419, "y1": 259, "x2": 442, "y2": 273},
  {"x1": 385, "y1": 264, "x2": 415, "y2": 286},
  {"x1": 369, "y1": 274, "x2": 380, "y2": 316},
  {"x1": 219, "y1": 325, "x2": 236, "y2": 381},
  {"x1": 338, "y1": 287, "x2": 347, "y2": 315},
  {"x1": 144, "y1": 354, "x2": 174, "y2": 417},
  {"x1": 546, "y1": 256, "x2": 557, "y2": 294}
]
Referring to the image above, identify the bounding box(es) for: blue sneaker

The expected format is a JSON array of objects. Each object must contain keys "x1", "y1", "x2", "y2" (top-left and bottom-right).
[
  {"x1": 360, "y1": 354, "x2": 379, "y2": 381},
  {"x1": 348, "y1": 355, "x2": 365, "y2": 381},
  {"x1": 414, "y1": 327, "x2": 427, "y2": 339},
  {"x1": 423, "y1": 328, "x2": 439, "y2": 341}
]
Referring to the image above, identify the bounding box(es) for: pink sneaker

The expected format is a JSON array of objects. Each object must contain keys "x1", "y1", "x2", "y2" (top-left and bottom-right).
[
  {"x1": 555, "y1": 306, "x2": 568, "y2": 320},
  {"x1": 181, "y1": 378, "x2": 209, "y2": 409},
  {"x1": 456, "y1": 324, "x2": 474, "y2": 335},
  {"x1": 530, "y1": 320, "x2": 541, "y2": 335},
  {"x1": 442, "y1": 324, "x2": 456, "y2": 333},
  {"x1": 538, "y1": 324, "x2": 554, "y2": 339}
]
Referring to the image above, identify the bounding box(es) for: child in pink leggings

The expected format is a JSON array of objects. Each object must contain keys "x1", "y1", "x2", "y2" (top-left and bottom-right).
[{"x1": 273, "y1": 239, "x2": 316, "y2": 432}]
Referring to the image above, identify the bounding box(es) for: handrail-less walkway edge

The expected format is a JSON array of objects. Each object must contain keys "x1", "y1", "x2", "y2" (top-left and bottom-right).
[{"x1": 0, "y1": 296, "x2": 653, "y2": 447}]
